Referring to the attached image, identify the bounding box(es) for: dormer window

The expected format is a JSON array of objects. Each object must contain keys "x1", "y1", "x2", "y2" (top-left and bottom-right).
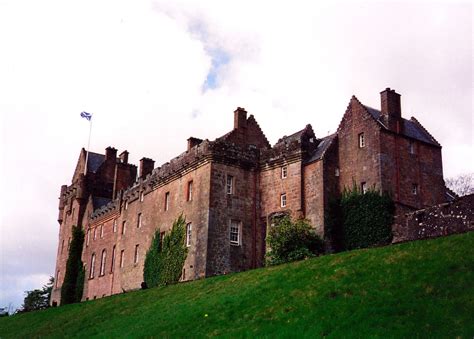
[
  {"x1": 281, "y1": 166, "x2": 288, "y2": 179},
  {"x1": 358, "y1": 133, "x2": 365, "y2": 148}
]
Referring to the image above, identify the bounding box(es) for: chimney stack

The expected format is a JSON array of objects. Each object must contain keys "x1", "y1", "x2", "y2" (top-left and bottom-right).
[
  {"x1": 139, "y1": 157, "x2": 155, "y2": 178},
  {"x1": 380, "y1": 88, "x2": 401, "y2": 131},
  {"x1": 234, "y1": 107, "x2": 247, "y2": 129},
  {"x1": 105, "y1": 146, "x2": 117, "y2": 161},
  {"x1": 119, "y1": 150, "x2": 129, "y2": 164},
  {"x1": 187, "y1": 137, "x2": 203, "y2": 151}
]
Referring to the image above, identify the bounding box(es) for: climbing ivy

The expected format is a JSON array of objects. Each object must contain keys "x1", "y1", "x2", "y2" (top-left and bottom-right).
[
  {"x1": 143, "y1": 214, "x2": 188, "y2": 288},
  {"x1": 61, "y1": 225, "x2": 85, "y2": 305}
]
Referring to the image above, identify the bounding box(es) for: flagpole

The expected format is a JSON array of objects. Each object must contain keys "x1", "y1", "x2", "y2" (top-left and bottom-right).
[{"x1": 83, "y1": 116, "x2": 93, "y2": 176}]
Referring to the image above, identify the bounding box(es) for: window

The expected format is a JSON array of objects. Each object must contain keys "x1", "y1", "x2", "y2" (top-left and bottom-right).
[
  {"x1": 230, "y1": 220, "x2": 241, "y2": 245},
  {"x1": 281, "y1": 193, "x2": 287, "y2": 207},
  {"x1": 61, "y1": 239, "x2": 64, "y2": 254},
  {"x1": 165, "y1": 192, "x2": 170, "y2": 211},
  {"x1": 361, "y1": 182, "x2": 368, "y2": 194},
  {"x1": 89, "y1": 253, "x2": 96, "y2": 279},
  {"x1": 187, "y1": 181, "x2": 193, "y2": 201},
  {"x1": 100, "y1": 224, "x2": 104, "y2": 238},
  {"x1": 111, "y1": 245, "x2": 116, "y2": 273},
  {"x1": 281, "y1": 166, "x2": 288, "y2": 179},
  {"x1": 226, "y1": 175, "x2": 234, "y2": 195},
  {"x1": 182, "y1": 268, "x2": 186, "y2": 280},
  {"x1": 86, "y1": 229, "x2": 90, "y2": 246},
  {"x1": 137, "y1": 213, "x2": 142, "y2": 228},
  {"x1": 134, "y1": 245, "x2": 139, "y2": 264},
  {"x1": 125, "y1": 200, "x2": 128, "y2": 210},
  {"x1": 113, "y1": 219, "x2": 117, "y2": 233},
  {"x1": 93, "y1": 227, "x2": 97, "y2": 240},
  {"x1": 100, "y1": 250, "x2": 106, "y2": 276},
  {"x1": 335, "y1": 168, "x2": 340, "y2": 177},
  {"x1": 55, "y1": 270, "x2": 60, "y2": 288},
  {"x1": 409, "y1": 141, "x2": 415, "y2": 154},
  {"x1": 160, "y1": 231, "x2": 165, "y2": 248},
  {"x1": 140, "y1": 192, "x2": 145, "y2": 202},
  {"x1": 186, "y1": 223, "x2": 192, "y2": 247},
  {"x1": 72, "y1": 208, "x2": 75, "y2": 219},
  {"x1": 121, "y1": 221, "x2": 127, "y2": 235},
  {"x1": 412, "y1": 184, "x2": 418, "y2": 195},
  {"x1": 358, "y1": 133, "x2": 365, "y2": 148},
  {"x1": 120, "y1": 250, "x2": 125, "y2": 268}
]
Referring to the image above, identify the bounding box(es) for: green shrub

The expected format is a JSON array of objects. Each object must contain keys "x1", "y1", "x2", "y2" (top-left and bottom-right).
[
  {"x1": 61, "y1": 225, "x2": 85, "y2": 305},
  {"x1": 339, "y1": 185, "x2": 394, "y2": 250},
  {"x1": 266, "y1": 216, "x2": 324, "y2": 266},
  {"x1": 144, "y1": 215, "x2": 188, "y2": 288}
]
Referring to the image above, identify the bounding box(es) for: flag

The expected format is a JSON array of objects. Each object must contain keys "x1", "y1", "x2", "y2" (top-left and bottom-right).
[{"x1": 80, "y1": 111, "x2": 92, "y2": 121}]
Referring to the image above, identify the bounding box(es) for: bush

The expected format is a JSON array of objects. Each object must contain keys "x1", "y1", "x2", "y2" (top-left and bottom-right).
[
  {"x1": 144, "y1": 214, "x2": 188, "y2": 288},
  {"x1": 339, "y1": 186, "x2": 394, "y2": 250},
  {"x1": 266, "y1": 216, "x2": 324, "y2": 266},
  {"x1": 61, "y1": 225, "x2": 85, "y2": 305}
]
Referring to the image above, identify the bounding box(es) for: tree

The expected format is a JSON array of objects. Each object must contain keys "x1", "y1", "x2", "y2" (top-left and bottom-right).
[
  {"x1": 19, "y1": 276, "x2": 54, "y2": 313},
  {"x1": 446, "y1": 173, "x2": 474, "y2": 197},
  {"x1": 61, "y1": 225, "x2": 85, "y2": 305},
  {"x1": 143, "y1": 214, "x2": 188, "y2": 288},
  {"x1": 266, "y1": 216, "x2": 324, "y2": 266}
]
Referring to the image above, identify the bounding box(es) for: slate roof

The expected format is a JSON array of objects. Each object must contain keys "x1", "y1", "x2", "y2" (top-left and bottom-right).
[
  {"x1": 87, "y1": 152, "x2": 105, "y2": 173},
  {"x1": 93, "y1": 197, "x2": 112, "y2": 210},
  {"x1": 304, "y1": 133, "x2": 336, "y2": 164},
  {"x1": 364, "y1": 106, "x2": 440, "y2": 146}
]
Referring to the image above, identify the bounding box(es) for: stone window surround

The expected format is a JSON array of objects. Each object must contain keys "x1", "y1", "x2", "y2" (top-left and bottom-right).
[{"x1": 358, "y1": 132, "x2": 365, "y2": 148}]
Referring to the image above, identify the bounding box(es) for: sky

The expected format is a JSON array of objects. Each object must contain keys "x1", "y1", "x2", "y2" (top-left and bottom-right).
[{"x1": 0, "y1": 0, "x2": 472, "y2": 311}]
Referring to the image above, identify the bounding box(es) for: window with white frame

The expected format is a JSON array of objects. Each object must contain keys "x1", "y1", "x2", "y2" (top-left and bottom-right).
[
  {"x1": 140, "y1": 192, "x2": 145, "y2": 202},
  {"x1": 93, "y1": 227, "x2": 97, "y2": 240},
  {"x1": 281, "y1": 166, "x2": 288, "y2": 179},
  {"x1": 281, "y1": 193, "x2": 287, "y2": 207},
  {"x1": 226, "y1": 175, "x2": 234, "y2": 195},
  {"x1": 100, "y1": 224, "x2": 104, "y2": 238},
  {"x1": 120, "y1": 250, "x2": 125, "y2": 268},
  {"x1": 230, "y1": 220, "x2": 241, "y2": 245},
  {"x1": 187, "y1": 181, "x2": 193, "y2": 201},
  {"x1": 100, "y1": 249, "x2": 106, "y2": 276},
  {"x1": 361, "y1": 182, "x2": 368, "y2": 194},
  {"x1": 137, "y1": 213, "x2": 142, "y2": 228},
  {"x1": 134, "y1": 245, "x2": 139, "y2": 264},
  {"x1": 358, "y1": 133, "x2": 365, "y2": 148},
  {"x1": 186, "y1": 223, "x2": 192, "y2": 247},
  {"x1": 165, "y1": 192, "x2": 170, "y2": 211},
  {"x1": 113, "y1": 219, "x2": 117, "y2": 233},
  {"x1": 412, "y1": 184, "x2": 418, "y2": 195},
  {"x1": 89, "y1": 253, "x2": 96, "y2": 279}
]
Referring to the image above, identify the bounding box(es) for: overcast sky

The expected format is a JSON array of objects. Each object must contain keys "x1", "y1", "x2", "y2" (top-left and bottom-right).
[{"x1": 0, "y1": 0, "x2": 472, "y2": 311}]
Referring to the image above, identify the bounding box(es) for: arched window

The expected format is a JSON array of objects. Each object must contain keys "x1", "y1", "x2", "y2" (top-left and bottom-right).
[
  {"x1": 100, "y1": 249, "x2": 107, "y2": 276},
  {"x1": 89, "y1": 253, "x2": 96, "y2": 279},
  {"x1": 110, "y1": 245, "x2": 116, "y2": 273}
]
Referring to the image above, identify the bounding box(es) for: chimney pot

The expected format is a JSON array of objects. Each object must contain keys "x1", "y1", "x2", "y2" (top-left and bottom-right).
[
  {"x1": 105, "y1": 146, "x2": 117, "y2": 161},
  {"x1": 139, "y1": 157, "x2": 155, "y2": 178}
]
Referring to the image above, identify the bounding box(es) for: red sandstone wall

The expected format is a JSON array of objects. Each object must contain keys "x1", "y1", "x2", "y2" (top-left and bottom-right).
[{"x1": 303, "y1": 161, "x2": 324, "y2": 236}]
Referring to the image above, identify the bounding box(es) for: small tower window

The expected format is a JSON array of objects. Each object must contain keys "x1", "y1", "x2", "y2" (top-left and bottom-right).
[
  {"x1": 361, "y1": 182, "x2": 368, "y2": 194},
  {"x1": 89, "y1": 253, "x2": 96, "y2": 279},
  {"x1": 226, "y1": 175, "x2": 234, "y2": 195},
  {"x1": 412, "y1": 184, "x2": 418, "y2": 195},
  {"x1": 110, "y1": 245, "x2": 116, "y2": 273},
  {"x1": 137, "y1": 213, "x2": 142, "y2": 228},
  {"x1": 140, "y1": 192, "x2": 145, "y2": 202},
  {"x1": 186, "y1": 223, "x2": 192, "y2": 247},
  {"x1": 187, "y1": 181, "x2": 193, "y2": 201},
  {"x1": 281, "y1": 166, "x2": 288, "y2": 179},
  {"x1": 120, "y1": 250, "x2": 125, "y2": 268},
  {"x1": 230, "y1": 220, "x2": 241, "y2": 245},
  {"x1": 100, "y1": 250, "x2": 106, "y2": 276},
  {"x1": 165, "y1": 192, "x2": 170, "y2": 211},
  {"x1": 281, "y1": 193, "x2": 287, "y2": 207},
  {"x1": 113, "y1": 219, "x2": 117, "y2": 233},
  {"x1": 358, "y1": 133, "x2": 365, "y2": 148},
  {"x1": 100, "y1": 224, "x2": 104, "y2": 238},
  {"x1": 134, "y1": 245, "x2": 139, "y2": 264},
  {"x1": 121, "y1": 221, "x2": 127, "y2": 235},
  {"x1": 409, "y1": 141, "x2": 415, "y2": 154}
]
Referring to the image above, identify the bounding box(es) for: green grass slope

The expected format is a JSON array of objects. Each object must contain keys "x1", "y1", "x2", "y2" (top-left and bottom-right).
[{"x1": 1, "y1": 232, "x2": 473, "y2": 338}]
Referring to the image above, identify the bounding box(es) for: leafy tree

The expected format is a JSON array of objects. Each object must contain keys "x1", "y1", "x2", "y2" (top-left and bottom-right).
[
  {"x1": 61, "y1": 225, "x2": 85, "y2": 305},
  {"x1": 18, "y1": 276, "x2": 54, "y2": 313},
  {"x1": 446, "y1": 173, "x2": 474, "y2": 197},
  {"x1": 144, "y1": 214, "x2": 188, "y2": 288},
  {"x1": 266, "y1": 216, "x2": 324, "y2": 266},
  {"x1": 338, "y1": 185, "x2": 394, "y2": 250}
]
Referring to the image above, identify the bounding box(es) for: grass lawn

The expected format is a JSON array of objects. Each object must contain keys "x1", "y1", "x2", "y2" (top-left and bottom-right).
[{"x1": 1, "y1": 232, "x2": 473, "y2": 338}]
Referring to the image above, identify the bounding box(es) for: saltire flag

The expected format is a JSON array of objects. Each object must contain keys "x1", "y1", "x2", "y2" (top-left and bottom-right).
[{"x1": 80, "y1": 111, "x2": 92, "y2": 121}]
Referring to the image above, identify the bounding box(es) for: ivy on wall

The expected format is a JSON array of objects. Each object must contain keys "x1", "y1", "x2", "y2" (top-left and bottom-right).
[
  {"x1": 144, "y1": 214, "x2": 188, "y2": 288},
  {"x1": 337, "y1": 185, "x2": 395, "y2": 251},
  {"x1": 61, "y1": 225, "x2": 85, "y2": 305}
]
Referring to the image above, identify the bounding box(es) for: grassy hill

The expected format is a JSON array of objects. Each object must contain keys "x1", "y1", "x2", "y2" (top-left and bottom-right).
[{"x1": 1, "y1": 232, "x2": 473, "y2": 338}]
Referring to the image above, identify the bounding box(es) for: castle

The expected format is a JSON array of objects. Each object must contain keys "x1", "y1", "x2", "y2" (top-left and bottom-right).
[{"x1": 51, "y1": 88, "x2": 448, "y2": 304}]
